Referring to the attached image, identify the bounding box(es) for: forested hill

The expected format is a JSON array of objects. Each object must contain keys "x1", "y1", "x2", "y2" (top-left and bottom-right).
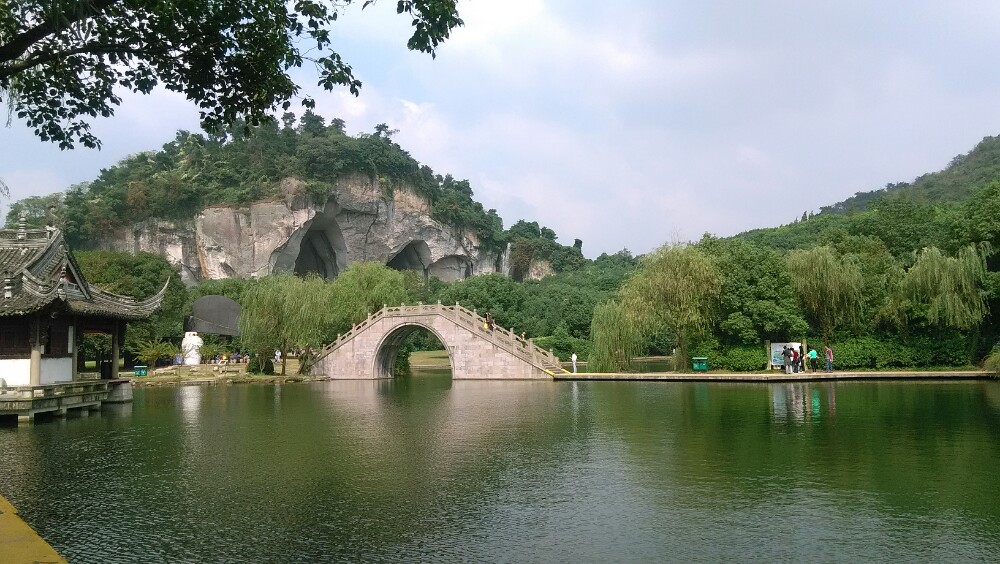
[
  {"x1": 822, "y1": 135, "x2": 1000, "y2": 214},
  {"x1": 737, "y1": 135, "x2": 1000, "y2": 257},
  {"x1": 4, "y1": 112, "x2": 581, "y2": 269}
]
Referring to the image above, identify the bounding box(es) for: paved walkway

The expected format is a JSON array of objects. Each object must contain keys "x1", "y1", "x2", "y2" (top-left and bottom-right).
[
  {"x1": 554, "y1": 370, "x2": 991, "y2": 382},
  {"x1": 0, "y1": 495, "x2": 65, "y2": 563}
]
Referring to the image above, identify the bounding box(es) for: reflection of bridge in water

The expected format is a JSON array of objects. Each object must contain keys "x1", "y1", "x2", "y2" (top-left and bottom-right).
[{"x1": 313, "y1": 303, "x2": 569, "y2": 379}]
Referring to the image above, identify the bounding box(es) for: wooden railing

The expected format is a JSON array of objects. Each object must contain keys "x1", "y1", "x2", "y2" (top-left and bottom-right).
[{"x1": 316, "y1": 302, "x2": 567, "y2": 374}]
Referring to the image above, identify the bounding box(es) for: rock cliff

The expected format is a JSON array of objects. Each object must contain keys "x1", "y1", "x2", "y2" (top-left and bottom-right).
[{"x1": 101, "y1": 175, "x2": 505, "y2": 285}]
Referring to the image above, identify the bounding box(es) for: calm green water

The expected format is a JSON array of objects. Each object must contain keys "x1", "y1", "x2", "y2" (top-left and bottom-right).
[{"x1": 2, "y1": 377, "x2": 999, "y2": 562}]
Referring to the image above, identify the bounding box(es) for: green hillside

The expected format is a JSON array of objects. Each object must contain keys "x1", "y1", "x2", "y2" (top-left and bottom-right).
[
  {"x1": 4, "y1": 112, "x2": 583, "y2": 272},
  {"x1": 738, "y1": 135, "x2": 1000, "y2": 259},
  {"x1": 822, "y1": 135, "x2": 1000, "y2": 213}
]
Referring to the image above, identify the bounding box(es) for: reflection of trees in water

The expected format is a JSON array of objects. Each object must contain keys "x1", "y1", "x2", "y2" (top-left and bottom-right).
[{"x1": 585, "y1": 381, "x2": 1000, "y2": 524}]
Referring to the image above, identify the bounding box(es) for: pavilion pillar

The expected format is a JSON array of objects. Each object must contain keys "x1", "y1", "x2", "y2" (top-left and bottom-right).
[
  {"x1": 29, "y1": 314, "x2": 42, "y2": 385},
  {"x1": 111, "y1": 322, "x2": 121, "y2": 379},
  {"x1": 70, "y1": 320, "x2": 78, "y2": 381},
  {"x1": 29, "y1": 347, "x2": 42, "y2": 385}
]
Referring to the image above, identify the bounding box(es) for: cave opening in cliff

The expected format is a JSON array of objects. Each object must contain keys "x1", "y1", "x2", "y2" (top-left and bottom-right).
[
  {"x1": 427, "y1": 255, "x2": 472, "y2": 282},
  {"x1": 288, "y1": 204, "x2": 348, "y2": 280},
  {"x1": 387, "y1": 240, "x2": 432, "y2": 279}
]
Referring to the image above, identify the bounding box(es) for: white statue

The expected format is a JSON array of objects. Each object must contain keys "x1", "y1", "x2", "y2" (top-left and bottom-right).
[{"x1": 181, "y1": 332, "x2": 204, "y2": 365}]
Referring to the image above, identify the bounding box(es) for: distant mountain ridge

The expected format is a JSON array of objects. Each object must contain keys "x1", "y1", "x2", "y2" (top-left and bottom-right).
[{"x1": 821, "y1": 135, "x2": 1000, "y2": 214}]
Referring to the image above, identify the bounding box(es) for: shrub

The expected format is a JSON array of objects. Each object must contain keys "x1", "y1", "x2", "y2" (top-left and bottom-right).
[
  {"x1": 248, "y1": 354, "x2": 275, "y2": 375},
  {"x1": 984, "y1": 345, "x2": 1000, "y2": 377},
  {"x1": 830, "y1": 334, "x2": 973, "y2": 370},
  {"x1": 712, "y1": 346, "x2": 769, "y2": 372},
  {"x1": 534, "y1": 324, "x2": 590, "y2": 361}
]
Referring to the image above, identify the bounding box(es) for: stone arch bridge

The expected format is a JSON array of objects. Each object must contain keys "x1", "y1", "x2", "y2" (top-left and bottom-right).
[{"x1": 312, "y1": 303, "x2": 568, "y2": 379}]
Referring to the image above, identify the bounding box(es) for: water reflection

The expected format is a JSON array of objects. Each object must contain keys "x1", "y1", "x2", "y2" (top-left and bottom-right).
[
  {"x1": 177, "y1": 385, "x2": 202, "y2": 425},
  {"x1": 102, "y1": 402, "x2": 133, "y2": 419},
  {"x1": 1, "y1": 379, "x2": 998, "y2": 562},
  {"x1": 771, "y1": 383, "x2": 838, "y2": 424}
]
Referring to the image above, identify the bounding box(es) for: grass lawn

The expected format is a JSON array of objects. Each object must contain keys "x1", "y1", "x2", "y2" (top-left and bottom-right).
[{"x1": 409, "y1": 350, "x2": 451, "y2": 368}]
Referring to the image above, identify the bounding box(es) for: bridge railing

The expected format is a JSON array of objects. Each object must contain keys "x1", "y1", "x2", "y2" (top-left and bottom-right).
[{"x1": 316, "y1": 302, "x2": 564, "y2": 372}]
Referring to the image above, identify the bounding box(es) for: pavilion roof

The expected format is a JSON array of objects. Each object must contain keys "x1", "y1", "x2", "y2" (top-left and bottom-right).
[{"x1": 0, "y1": 222, "x2": 168, "y2": 320}]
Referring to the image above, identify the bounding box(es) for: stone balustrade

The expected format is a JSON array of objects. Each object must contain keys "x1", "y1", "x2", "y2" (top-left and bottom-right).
[{"x1": 315, "y1": 302, "x2": 566, "y2": 379}]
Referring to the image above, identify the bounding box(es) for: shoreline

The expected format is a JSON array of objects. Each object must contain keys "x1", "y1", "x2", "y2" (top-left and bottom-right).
[
  {"x1": 553, "y1": 370, "x2": 992, "y2": 382},
  {"x1": 0, "y1": 495, "x2": 66, "y2": 563},
  {"x1": 121, "y1": 370, "x2": 994, "y2": 386},
  {"x1": 114, "y1": 354, "x2": 995, "y2": 386}
]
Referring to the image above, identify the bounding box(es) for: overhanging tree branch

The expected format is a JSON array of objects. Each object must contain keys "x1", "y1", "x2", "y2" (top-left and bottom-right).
[
  {"x1": 0, "y1": 42, "x2": 141, "y2": 79},
  {"x1": 0, "y1": 0, "x2": 116, "y2": 64}
]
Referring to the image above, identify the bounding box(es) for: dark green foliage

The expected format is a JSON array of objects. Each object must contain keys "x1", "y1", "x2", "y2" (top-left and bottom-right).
[
  {"x1": 963, "y1": 180, "x2": 1000, "y2": 251},
  {"x1": 188, "y1": 278, "x2": 254, "y2": 305},
  {"x1": 248, "y1": 355, "x2": 275, "y2": 375},
  {"x1": 823, "y1": 136, "x2": 1000, "y2": 213},
  {"x1": 134, "y1": 339, "x2": 179, "y2": 368},
  {"x1": 706, "y1": 346, "x2": 768, "y2": 372},
  {"x1": 698, "y1": 236, "x2": 807, "y2": 345},
  {"x1": 506, "y1": 220, "x2": 586, "y2": 280},
  {"x1": 436, "y1": 254, "x2": 631, "y2": 342},
  {"x1": 74, "y1": 250, "x2": 186, "y2": 353},
  {"x1": 37, "y1": 118, "x2": 509, "y2": 253},
  {"x1": 985, "y1": 344, "x2": 1000, "y2": 376},
  {"x1": 439, "y1": 274, "x2": 526, "y2": 331},
  {"x1": 3, "y1": 193, "x2": 62, "y2": 228},
  {"x1": 1, "y1": 0, "x2": 462, "y2": 149},
  {"x1": 829, "y1": 334, "x2": 973, "y2": 370},
  {"x1": 533, "y1": 324, "x2": 590, "y2": 362}
]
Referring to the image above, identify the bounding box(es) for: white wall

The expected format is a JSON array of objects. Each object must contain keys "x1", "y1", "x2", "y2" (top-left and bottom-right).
[
  {"x1": 40, "y1": 357, "x2": 73, "y2": 384},
  {"x1": 0, "y1": 358, "x2": 31, "y2": 386}
]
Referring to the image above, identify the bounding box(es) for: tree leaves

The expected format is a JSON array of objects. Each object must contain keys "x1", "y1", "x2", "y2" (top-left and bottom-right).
[{"x1": 0, "y1": 0, "x2": 462, "y2": 148}]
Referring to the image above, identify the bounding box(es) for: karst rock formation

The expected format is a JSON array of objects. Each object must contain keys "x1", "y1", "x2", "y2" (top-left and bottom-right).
[{"x1": 100, "y1": 175, "x2": 509, "y2": 285}]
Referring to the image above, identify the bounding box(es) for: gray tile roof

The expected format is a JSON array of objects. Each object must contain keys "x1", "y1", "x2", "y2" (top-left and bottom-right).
[{"x1": 0, "y1": 225, "x2": 168, "y2": 320}]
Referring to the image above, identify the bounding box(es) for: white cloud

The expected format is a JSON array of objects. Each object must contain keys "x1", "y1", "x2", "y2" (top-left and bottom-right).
[{"x1": 7, "y1": 1, "x2": 1000, "y2": 258}]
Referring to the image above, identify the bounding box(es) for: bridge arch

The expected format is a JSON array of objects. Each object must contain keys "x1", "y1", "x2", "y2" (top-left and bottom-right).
[
  {"x1": 373, "y1": 321, "x2": 453, "y2": 378},
  {"x1": 313, "y1": 303, "x2": 566, "y2": 380}
]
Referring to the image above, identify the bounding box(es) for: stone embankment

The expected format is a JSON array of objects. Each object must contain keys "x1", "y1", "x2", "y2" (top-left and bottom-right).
[
  {"x1": 127, "y1": 361, "x2": 327, "y2": 387},
  {"x1": 0, "y1": 495, "x2": 66, "y2": 563},
  {"x1": 554, "y1": 370, "x2": 991, "y2": 382}
]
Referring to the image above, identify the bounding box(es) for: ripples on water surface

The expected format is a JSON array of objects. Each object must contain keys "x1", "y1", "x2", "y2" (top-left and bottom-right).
[{"x1": 2, "y1": 377, "x2": 999, "y2": 562}]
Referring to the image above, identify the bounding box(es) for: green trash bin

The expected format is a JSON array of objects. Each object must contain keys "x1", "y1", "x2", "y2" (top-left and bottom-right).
[
  {"x1": 134, "y1": 365, "x2": 148, "y2": 377},
  {"x1": 692, "y1": 357, "x2": 709, "y2": 372}
]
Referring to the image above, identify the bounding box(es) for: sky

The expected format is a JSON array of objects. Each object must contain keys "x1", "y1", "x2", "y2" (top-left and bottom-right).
[{"x1": 4, "y1": 0, "x2": 1000, "y2": 258}]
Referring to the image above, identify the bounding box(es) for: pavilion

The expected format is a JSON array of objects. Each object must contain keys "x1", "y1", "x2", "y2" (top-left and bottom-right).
[{"x1": 0, "y1": 219, "x2": 168, "y2": 386}]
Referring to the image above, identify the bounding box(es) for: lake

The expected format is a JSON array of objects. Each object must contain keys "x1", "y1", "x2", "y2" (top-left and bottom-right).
[{"x1": 2, "y1": 376, "x2": 999, "y2": 562}]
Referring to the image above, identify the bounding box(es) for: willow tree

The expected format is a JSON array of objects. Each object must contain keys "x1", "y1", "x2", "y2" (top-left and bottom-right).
[
  {"x1": 589, "y1": 300, "x2": 643, "y2": 372},
  {"x1": 240, "y1": 274, "x2": 332, "y2": 375},
  {"x1": 786, "y1": 246, "x2": 864, "y2": 342},
  {"x1": 618, "y1": 244, "x2": 722, "y2": 372},
  {"x1": 901, "y1": 245, "x2": 989, "y2": 329},
  {"x1": 327, "y1": 262, "x2": 408, "y2": 337}
]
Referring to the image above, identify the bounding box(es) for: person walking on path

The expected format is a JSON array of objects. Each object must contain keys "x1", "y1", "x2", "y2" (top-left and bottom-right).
[
  {"x1": 783, "y1": 346, "x2": 793, "y2": 374},
  {"x1": 571, "y1": 352, "x2": 578, "y2": 374},
  {"x1": 798, "y1": 345, "x2": 807, "y2": 373},
  {"x1": 808, "y1": 348, "x2": 818, "y2": 372},
  {"x1": 824, "y1": 344, "x2": 834, "y2": 372}
]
